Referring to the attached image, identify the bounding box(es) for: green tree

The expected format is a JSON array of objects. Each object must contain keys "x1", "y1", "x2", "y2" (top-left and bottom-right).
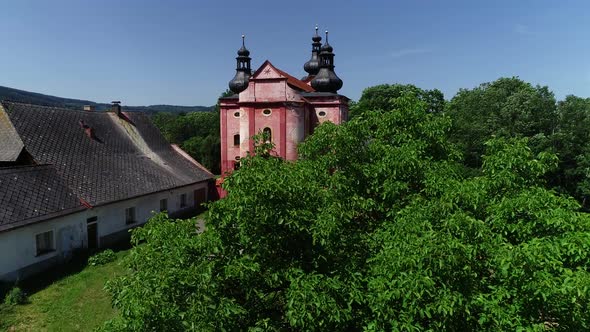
[
  {"x1": 350, "y1": 83, "x2": 445, "y2": 119},
  {"x1": 546, "y1": 95, "x2": 590, "y2": 206},
  {"x1": 104, "y1": 94, "x2": 590, "y2": 331},
  {"x1": 447, "y1": 77, "x2": 557, "y2": 168}
]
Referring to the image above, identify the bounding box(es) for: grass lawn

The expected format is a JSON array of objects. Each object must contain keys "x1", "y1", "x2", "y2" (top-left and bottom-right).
[{"x1": 0, "y1": 249, "x2": 129, "y2": 332}]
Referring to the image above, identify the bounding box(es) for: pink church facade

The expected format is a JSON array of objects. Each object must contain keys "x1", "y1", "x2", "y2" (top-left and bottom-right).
[{"x1": 219, "y1": 30, "x2": 349, "y2": 181}]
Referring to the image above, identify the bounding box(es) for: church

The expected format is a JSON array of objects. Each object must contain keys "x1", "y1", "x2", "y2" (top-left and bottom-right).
[{"x1": 218, "y1": 28, "x2": 350, "y2": 178}]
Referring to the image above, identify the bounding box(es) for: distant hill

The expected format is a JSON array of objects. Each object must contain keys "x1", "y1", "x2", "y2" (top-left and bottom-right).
[{"x1": 0, "y1": 85, "x2": 214, "y2": 114}]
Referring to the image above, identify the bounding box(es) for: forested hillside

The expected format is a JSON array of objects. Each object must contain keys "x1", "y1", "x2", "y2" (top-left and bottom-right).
[{"x1": 0, "y1": 85, "x2": 214, "y2": 114}]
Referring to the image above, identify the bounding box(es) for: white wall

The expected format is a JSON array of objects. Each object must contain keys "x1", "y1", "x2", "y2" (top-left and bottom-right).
[{"x1": 0, "y1": 181, "x2": 209, "y2": 281}]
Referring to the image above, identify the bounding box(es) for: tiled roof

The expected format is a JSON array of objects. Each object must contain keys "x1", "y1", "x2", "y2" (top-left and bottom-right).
[
  {"x1": 274, "y1": 67, "x2": 315, "y2": 93},
  {"x1": 0, "y1": 165, "x2": 84, "y2": 232},
  {"x1": 252, "y1": 60, "x2": 315, "y2": 93},
  {"x1": 1, "y1": 101, "x2": 213, "y2": 217},
  {"x1": 0, "y1": 106, "x2": 24, "y2": 162}
]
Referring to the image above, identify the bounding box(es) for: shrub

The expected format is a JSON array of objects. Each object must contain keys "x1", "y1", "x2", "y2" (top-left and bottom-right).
[
  {"x1": 88, "y1": 249, "x2": 116, "y2": 266},
  {"x1": 4, "y1": 287, "x2": 27, "y2": 306}
]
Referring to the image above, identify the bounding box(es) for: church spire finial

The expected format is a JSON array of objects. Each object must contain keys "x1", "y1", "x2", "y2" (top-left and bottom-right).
[{"x1": 304, "y1": 26, "x2": 322, "y2": 76}]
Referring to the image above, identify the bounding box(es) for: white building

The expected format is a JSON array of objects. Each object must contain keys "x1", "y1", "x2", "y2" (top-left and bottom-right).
[{"x1": 0, "y1": 101, "x2": 214, "y2": 281}]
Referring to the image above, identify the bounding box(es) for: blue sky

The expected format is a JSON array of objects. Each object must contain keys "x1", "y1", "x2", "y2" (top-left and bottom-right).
[{"x1": 1, "y1": 0, "x2": 589, "y2": 106}]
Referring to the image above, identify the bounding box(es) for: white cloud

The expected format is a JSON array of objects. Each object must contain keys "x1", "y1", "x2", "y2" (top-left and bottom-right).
[
  {"x1": 515, "y1": 24, "x2": 535, "y2": 36},
  {"x1": 389, "y1": 48, "x2": 432, "y2": 58}
]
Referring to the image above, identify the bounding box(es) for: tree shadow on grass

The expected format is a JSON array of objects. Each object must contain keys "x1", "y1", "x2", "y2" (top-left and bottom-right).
[{"x1": 11, "y1": 242, "x2": 133, "y2": 297}]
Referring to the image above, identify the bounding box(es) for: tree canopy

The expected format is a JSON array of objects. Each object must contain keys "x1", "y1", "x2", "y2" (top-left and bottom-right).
[
  {"x1": 350, "y1": 83, "x2": 445, "y2": 119},
  {"x1": 103, "y1": 93, "x2": 590, "y2": 331},
  {"x1": 446, "y1": 77, "x2": 558, "y2": 168}
]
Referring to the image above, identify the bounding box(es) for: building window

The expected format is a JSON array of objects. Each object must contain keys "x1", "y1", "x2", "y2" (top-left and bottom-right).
[
  {"x1": 36, "y1": 230, "x2": 55, "y2": 256},
  {"x1": 234, "y1": 134, "x2": 240, "y2": 146},
  {"x1": 234, "y1": 161, "x2": 240, "y2": 170},
  {"x1": 318, "y1": 111, "x2": 327, "y2": 117},
  {"x1": 263, "y1": 127, "x2": 272, "y2": 143},
  {"x1": 159, "y1": 199, "x2": 168, "y2": 212},
  {"x1": 233, "y1": 111, "x2": 240, "y2": 118},
  {"x1": 180, "y1": 194, "x2": 187, "y2": 208},
  {"x1": 262, "y1": 109, "x2": 272, "y2": 116},
  {"x1": 125, "y1": 207, "x2": 136, "y2": 224}
]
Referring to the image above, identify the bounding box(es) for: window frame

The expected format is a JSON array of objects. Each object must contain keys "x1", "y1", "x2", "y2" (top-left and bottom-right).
[
  {"x1": 159, "y1": 198, "x2": 168, "y2": 212},
  {"x1": 263, "y1": 127, "x2": 272, "y2": 143},
  {"x1": 35, "y1": 230, "x2": 55, "y2": 257},
  {"x1": 180, "y1": 193, "x2": 187, "y2": 208},
  {"x1": 125, "y1": 207, "x2": 137, "y2": 225}
]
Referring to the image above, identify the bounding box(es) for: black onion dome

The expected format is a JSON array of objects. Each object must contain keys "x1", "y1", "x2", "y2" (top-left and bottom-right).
[
  {"x1": 238, "y1": 46, "x2": 250, "y2": 57},
  {"x1": 237, "y1": 34, "x2": 250, "y2": 56},
  {"x1": 311, "y1": 30, "x2": 343, "y2": 93},
  {"x1": 303, "y1": 27, "x2": 322, "y2": 76},
  {"x1": 229, "y1": 35, "x2": 252, "y2": 94},
  {"x1": 311, "y1": 69, "x2": 343, "y2": 93},
  {"x1": 229, "y1": 71, "x2": 249, "y2": 93},
  {"x1": 320, "y1": 30, "x2": 333, "y2": 52}
]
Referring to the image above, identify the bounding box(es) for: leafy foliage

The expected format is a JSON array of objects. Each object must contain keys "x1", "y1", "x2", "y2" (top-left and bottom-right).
[
  {"x1": 546, "y1": 95, "x2": 590, "y2": 206},
  {"x1": 350, "y1": 83, "x2": 445, "y2": 119},
  {"x1": 104, "y1": 93, "x2": 590, "y2": 331},
  {"x1": 151, "y1": 110, "x2": 220, "y2": 174},
  {"x1": 4, "y1": 287, "x2": 27, "y2": 306},
  {"x1": 88, "y1": 249, "x2": 117, "y2": 266},
  {"x1": 447, "y1": 77, "x2": 557, "y2": 168}
]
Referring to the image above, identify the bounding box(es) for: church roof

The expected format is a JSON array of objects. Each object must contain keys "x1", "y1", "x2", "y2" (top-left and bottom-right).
[
  {"x1": 274, "y1": 67, "x2": 315, "y2": 93},
  {"x1": 252, "y1": 60, "x2": 315, "y2": 93},
  {"x1": 0, "y1": 101, "x2": 213, "y2": 230}
]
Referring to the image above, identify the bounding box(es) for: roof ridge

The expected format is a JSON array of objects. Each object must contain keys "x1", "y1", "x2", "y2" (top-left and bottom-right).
[
  {"x1": 274, "y1": 67, "x2": 315, "y2": 93},
  {"x1": 1, "y1": 100, "x2": 106, "y2": 114}
]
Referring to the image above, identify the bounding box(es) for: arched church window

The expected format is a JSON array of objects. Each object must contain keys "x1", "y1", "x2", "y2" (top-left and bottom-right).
[
  {"x1": 263, "y1": 127, "x2": 272, "y2": 143},
  {"x1": 233, "y1": 134, "x2": 240, "y2": 146}
]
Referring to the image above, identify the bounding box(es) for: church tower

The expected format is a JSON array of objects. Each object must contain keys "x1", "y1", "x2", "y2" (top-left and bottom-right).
[{"x1": 218, "y1": 30, "x2": 349, "y2": 181}]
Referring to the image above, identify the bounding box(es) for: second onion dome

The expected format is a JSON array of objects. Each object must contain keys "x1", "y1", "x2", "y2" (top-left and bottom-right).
[
  {"x1": 311, "y1": 31, "x2": 343, "y2": 93},
  {"x1": 303, "y1": 26, "x2": 322, "y2": 76}
]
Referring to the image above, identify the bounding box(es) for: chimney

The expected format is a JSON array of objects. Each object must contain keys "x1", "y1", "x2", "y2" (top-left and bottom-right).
[
  {"x1": 83, "y1": 105, "x2": 95, "y2": 112},
  {"x1": 78, "y1": 120, "x2": 96, "y2": 140},
  {"x1": 111, "y1": 101, "x2": 122, "y2": 115}
]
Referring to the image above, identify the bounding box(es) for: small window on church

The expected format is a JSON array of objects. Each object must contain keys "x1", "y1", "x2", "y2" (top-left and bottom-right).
[
  {"x1": 318, "y1": 111, "x2": 327, "y2": 117},
  {"x1": 235, "y1": 156, "x2": 241, "y2": 161},
  {"x1": 262, "y1": 109, "x2": 272, "y2": 116},
  {"x1": 234, "y1": 161, "x2": 240, "y2": 170},
  {"x1": 233, "y1": 111, "x2": 240, "y2": 118},
  {"x1": 263, "y1": 127, "x2": 272, "y2": 143},
  {"x1": 234, "y1": 134, "x2": 240, "y2": 146}
]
